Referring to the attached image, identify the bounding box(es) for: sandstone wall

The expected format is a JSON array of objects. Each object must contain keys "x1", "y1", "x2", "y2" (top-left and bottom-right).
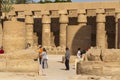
[
  {"x1": 3, "y1": 21, "x2": 26, "y2": 53},
  {"x1": 77, "y1": 61, "x2": 120, "y2": 76},
  {"x1": 77, "y1": 49, "x2": 120, "y2": 76},
  {"x1": 0, "y1": 49, "x2": 39, "y2": 72},
  {"x1": 67, "y1": 25, "x2": 91, "y2": 55},
  {"x1": 0, "y1": 23, "x2": 2, "y2": 47},
  {"x1": 12, "y1": 2, "x2": 120, "y2": 12}
]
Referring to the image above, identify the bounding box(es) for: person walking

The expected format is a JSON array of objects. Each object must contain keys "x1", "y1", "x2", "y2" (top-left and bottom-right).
[
  {"x1": 65, "y1": 47, "x2": 70, "y2": 70},
  {"x1": 41, "y1": 48, "x2": 48, "y2": 69}
]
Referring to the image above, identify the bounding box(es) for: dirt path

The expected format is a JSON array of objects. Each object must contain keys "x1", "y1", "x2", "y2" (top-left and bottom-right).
[{"x1": 39, "y1": 55, "x2": 76, "y2": 80}]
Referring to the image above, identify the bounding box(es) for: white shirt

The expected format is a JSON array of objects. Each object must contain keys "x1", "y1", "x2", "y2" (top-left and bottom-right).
[{"x1": 77, "y1": 50, "x2": 81, "y2": 58}]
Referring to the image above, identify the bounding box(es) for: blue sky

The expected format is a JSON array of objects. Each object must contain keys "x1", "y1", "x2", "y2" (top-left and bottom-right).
[{"x1": 33, "y1": 0, "x2": 120, "y2": 2}]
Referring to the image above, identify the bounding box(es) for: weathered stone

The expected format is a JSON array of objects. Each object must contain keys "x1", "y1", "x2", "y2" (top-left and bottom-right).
[
  {"x1": 3, "y1": 21, "x2": 26, "y2": 53},
  {"x1": 0, "y1": 23, "x2": 2, "y2": 47},
  {"x1": 6, "y1": 59, "x2": 38, "y2": 72},
  {"x1": 0, "y1": 54, "x2": 6, "y2": 72},
  {"x1": 101, "y1": 49, "x2": 120, "y2": 62},
  {"x1": 77, "y1": 61, "x2": 103, "y2": 75},
  {"x1": 6, "y1": 49, "x2": 37, "y2": 60},
  {"x1": 87, "y1": 49, "x2": 102, "y2": 61}
]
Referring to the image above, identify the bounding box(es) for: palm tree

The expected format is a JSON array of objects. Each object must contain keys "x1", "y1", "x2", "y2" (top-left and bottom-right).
[{"x1": 1, "y1": 0, "x2": 14, "y2": 20}]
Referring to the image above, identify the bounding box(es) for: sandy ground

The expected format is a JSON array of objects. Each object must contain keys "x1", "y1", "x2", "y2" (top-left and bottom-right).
[
  {"x1": 40, "y1": 55, "x2": 76, "y2": 80},
  {"x1": 0, "y1": 55, "x2": 76, "y2": 80}
]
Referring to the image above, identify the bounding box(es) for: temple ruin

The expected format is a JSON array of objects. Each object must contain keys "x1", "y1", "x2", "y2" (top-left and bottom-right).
[{"x1": 1, "y1": 2, "x2": 120, "y2": 79}]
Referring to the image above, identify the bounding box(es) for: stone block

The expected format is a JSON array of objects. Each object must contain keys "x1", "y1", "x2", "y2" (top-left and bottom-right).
[
  {"x1": 6, "y1": 49, "x2": 38, "y2": 60},
  {"x1": 0, "y1": 54, "x2": 6, "y2": 71},
  {"x1": 6, "y1": 59, "x2": 39, "y2": 72},
  {"x1": 77, "y1": 61, "x2": 103, "y2": 75},
  {"x1": 87, "y1": 49, "x2": 102, "y2": 61},
  {"x1": 101, "y1": 49, "x2": 120, "y2": 62},
  {"x1": 59, "y1": 10, "x2": 67, "y2": 15},
  {"x1": 3, "y1": 21, "x2": 26, "y2": 53},
  {"x1": 77, "y1": 9, "x2": 86, "y2": 14}
]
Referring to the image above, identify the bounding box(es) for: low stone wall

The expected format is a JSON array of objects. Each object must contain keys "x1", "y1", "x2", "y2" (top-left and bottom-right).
[
  {"x1": 69, "y1": 75, "x2": 120, "y2": 80},
  {"x1": 76, "y1": 48, "x2": 120, "y2": 76},
  {"x1": 77, "y1": 61, "x2": 120, "y2": 76},
  {"x1": 0, "y1": 49, "x2": 39, "y2": 73},
  {"x1": 86, "y1": 48, "x2": 120, "y2": 62}
]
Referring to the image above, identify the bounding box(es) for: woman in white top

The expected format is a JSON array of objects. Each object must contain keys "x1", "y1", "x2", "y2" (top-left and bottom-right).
[
  {"x1": 41, "y1": 48, "x2": 48, "y2": 69},
  {"x1": 77, "y1": 48, "x2": 81, "y2": 58}
]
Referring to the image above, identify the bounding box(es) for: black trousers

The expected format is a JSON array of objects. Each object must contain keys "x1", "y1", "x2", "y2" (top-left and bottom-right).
[{"x1": 65, "y1": 59, "x2": 69, "y2": 70}]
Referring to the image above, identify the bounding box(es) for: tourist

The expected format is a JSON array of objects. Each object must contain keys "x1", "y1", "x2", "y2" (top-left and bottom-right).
[
  {"x1": 39, "y1": 45, "x2": 43, "y2": 64},
  {"x1": 41, "y1": 48, "x2": 48, "y2": 69},
  {"x1": 0, "y1": 46, "x2": 4, "y2": 54},
  {"x1": 77, "y1": 48, "x2": 81, "y2": 58},
  {"x1": 65, "y1": 47, "x2": 70, "y2": 70}
]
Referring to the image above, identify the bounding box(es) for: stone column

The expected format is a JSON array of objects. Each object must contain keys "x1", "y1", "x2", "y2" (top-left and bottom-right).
[
  {"x1": 115, "y1": 9, "x2": 120, "y2": 49},
  {"x1": 96, "y1": 9, "x2": 107, "y2": 49},
  {"x1": 42, "y1": 12, "x2": 51, "y2": 46},
  {"x1": 25, "y1": 15, "x2": 34, "y2": 46},
  {"x1": 78, "y1": 9, "x2": 87, "y2": 27},
  {"x1": 33, "y1": 32, "x2": 38, "y2": 46},
  {"x1": 59, "y1": 10, "x2": 68, "y2": 47}
]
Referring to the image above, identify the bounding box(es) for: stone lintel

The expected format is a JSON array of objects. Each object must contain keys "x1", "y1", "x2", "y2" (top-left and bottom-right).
[
  {"x1": 42, "y1": 15, "x2": 51, "y2": 24},
  {"x1": 115, "y1": 8, "x2": 120, "y2": 13},
  {"x1": 24, "y1": 10, "x2": 32, "y2": 16},
  {"x1": 59, "y1": 10, "x2": 68, "y2": 15},
  {"x1": 96, "y1": 8, "x2": 105, "y2": 14},
  {"x1": 25, "y1": 16, "x2": 34, "y2": 24},
  {"x1": 115, "y1": 9, "x2": 120, "y2": 22},
  {"x1": 116, "y1": 13, "x2": 120, "y2": 22},
  {"x1": 41, "y1": 10, "x2": 50, "y2": 15},
  {"x1": 77, "y1": 9, "x2": 86, "y2": 14}
]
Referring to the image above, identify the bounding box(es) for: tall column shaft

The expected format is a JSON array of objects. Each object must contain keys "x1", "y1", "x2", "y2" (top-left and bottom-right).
[
  {"x1": 42, "y1": 23, "x2": 51, "y2": 46},
  {"x1": 96, "y1": 9, "x2": 107, "y2": 49},
  {"x1": 96, "y1": 23, "x2": 106, "y2": 48},
  {"x1": 115, "y1": 12, "x2": 120, "y2": 48},
  {"x1": 59, "y1": 13, "x2": 68, "y2": 47},
  {"x1": 60, "y1": 23, "x2": 67, "y2": 47},
  {"x1": 42, "y1": 14, "x2": 51, "y2": 46},
  {"x1": 25, "y1": 15, "x2": 34, "y2": 46}
]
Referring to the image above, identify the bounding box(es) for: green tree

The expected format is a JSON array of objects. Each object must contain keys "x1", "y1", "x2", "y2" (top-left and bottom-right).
[
  {"x1": 66, "y1": 0, "x2": 72, "y2": 2},
  {"x1": 38, "y1": 0, "x2": 44, "y2": 3},
  {"x1": 54, "y1": 0, "x2": 61, "y2": 2},
  {"x1": 15, "y1": 0, "x2": 33, "y2": 4},
  {"x1": 1, "y1": 0, "x2": 14, "y2": 20},
  {"x1": 44, "y1": 0, "x2": 52, "y2": 3}
]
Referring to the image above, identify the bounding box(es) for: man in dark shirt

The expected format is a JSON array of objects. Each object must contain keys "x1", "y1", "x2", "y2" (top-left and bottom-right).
[{"x1": 65, "y1": 47, "x2": 70, "y2": 70}]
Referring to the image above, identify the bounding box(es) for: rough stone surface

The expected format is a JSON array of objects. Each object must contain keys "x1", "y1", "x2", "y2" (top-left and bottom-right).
[
  {"x1": 3, "y1": 21, "x2": 26, "y2": 53},
  {"x1": 0, "y1": 23, "x2": 2, "y2": 47},
  {"x1": 77, "y1": 48, "x2": 120, "y2": 76},
  {"x1": 0, "y1": 49, "x2": 39, "y2": 72}
]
